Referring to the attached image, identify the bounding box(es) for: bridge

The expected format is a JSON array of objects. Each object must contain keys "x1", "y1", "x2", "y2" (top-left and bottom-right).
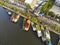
[{"x1": 0, "y1": 1, "x2": 60, "y2": 35}]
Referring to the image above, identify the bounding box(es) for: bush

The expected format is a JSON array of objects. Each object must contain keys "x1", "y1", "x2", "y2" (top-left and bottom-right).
[
  {"x1": 23, "y1": 18, "x2": 27, "y2": 26},
  {"x1": 25, "y1": 13, "x2": 30, "y2": 17},
  {"x1": 31, "y1": 16, "x2": 38, "y2": 22},
  {"x1": 0, "y1": 1, "x2": 6, "y2": 6},
  {"x1": 41, "y1": 0, "x2": 54, "y2": 12},
  {"x1": 48, "y1": 11, "x2": 57, "y2": 19},
  {"x1": 53, "y1": 24, "x2": 59, "y2": 31},
  {"x1": 26, "y1": 4, "x2": 32, "y2": 9},
  {"x1": 36, "y1": 25, "x2": 41, "y2": 30},
  {"x1": 49, "y1": 11, "x2": 53, "y2": 15}
]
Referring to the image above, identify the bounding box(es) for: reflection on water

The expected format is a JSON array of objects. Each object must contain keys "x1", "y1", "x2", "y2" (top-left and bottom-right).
[{"x1": 0, "y1": 6, "x2": 59, "y2": 45}]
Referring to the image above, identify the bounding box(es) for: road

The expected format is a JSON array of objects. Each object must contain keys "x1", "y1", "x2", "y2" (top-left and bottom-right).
[
  {"x1": 0, "y1": 6, "x2": 59, "y2": 45},
  {"x1": 37, "y1": 16, "x2": 60, "y2": 27}
]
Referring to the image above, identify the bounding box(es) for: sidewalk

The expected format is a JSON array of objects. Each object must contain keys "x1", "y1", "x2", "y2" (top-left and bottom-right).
[{"x1": 38, "y1": 16, "x2": 60, "y2": 27}]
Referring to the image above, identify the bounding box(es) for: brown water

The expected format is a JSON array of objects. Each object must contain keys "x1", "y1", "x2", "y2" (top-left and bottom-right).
[{"x1": 0, "y1": 6, "x2": 59, "y2": 45}]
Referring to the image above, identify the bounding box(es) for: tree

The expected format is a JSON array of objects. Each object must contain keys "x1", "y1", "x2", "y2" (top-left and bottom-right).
[
  {"x1": 49, "y1": 11, "x2": 55, "y2": 17},
  {"x1": 53, "y1": 24, "x2": 59, "y2": 31},
  {"x1": 26, "y1": 4, "x2": 32, "y2": 10},
  {"x1": 53, "y1": 14, "x2": 57, "y2": 19},
  {"x1": 36, "y1": 25, "x2": 41, "y2": 31},
  {"x1": 41, "y1": 0, "x2": 54, "y2": 13}
]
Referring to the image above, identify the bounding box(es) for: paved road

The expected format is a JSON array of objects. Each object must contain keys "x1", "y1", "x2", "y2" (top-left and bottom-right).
[
  {"x1": 0, "y1": 6, "x2": 59, "y2": 45},
  {"x1": 37, "y1": 16, "x2": 60, "y2": 28}
]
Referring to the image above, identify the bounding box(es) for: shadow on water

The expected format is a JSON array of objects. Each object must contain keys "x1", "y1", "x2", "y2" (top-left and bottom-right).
[
  {"x1": 50, "y1": 31, "x2": 59, "y2": 45},
  {"x1": 30, "y1": 23, "x2": 59, "y2": 45},
  {"x1": 29, "y1": 25, "x2": 46, "y2": 45},
  {"x1": 18, "y1": 16, "x2": 24, "y2": 29},
  {"x1": 0, "y1": 6, "x2": 45, "y2": 45},
  {"x1": 0, "y1": 6, "x2": 59, "y2": 45}
]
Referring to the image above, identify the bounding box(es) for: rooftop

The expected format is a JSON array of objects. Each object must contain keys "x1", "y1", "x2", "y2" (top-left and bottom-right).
[
  {"x1": 50, "y1": 5, "x2": 60, "y2": 16},
  {"x1": 18, "y1": 0, "x2": 25, "y2": 2},
  {"x1": 25, "y1": 0, "x2": 33, "y2": 4}
]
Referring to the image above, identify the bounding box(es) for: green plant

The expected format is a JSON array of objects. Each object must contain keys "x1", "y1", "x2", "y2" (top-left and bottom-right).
[
  {"x1": 53, "y1": 24, "x2": 59, "y2": 31},
  {"x1": 0, "y1": 1, "x2": 6, "y2": 6},
  {"x1": 26, "y1": 4, "x2": 32, "y2": 9},
  {"x1": 48, "y1": 11, "x2": 58, "y2": 19},
  {"x1": 23, "y1": 18, "x2": 27, "y2": 26},
  {"x1": 31, "y1": 16, "x2": 38, "y2": 22},
  {"x1": 25, "y1": 13, "x2": 30, "y2": 17},
  {"x1": 41, "y1": 1, "x2": 48, "y2": 12},
  {"x1": 36, "y1": 25, "x2": 41, "y2": 30},
  {"x1": 41, "y1": 0, "x2": 54, "y2": 13}
]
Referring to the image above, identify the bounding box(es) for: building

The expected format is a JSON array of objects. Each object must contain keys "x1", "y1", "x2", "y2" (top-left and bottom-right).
[
  {"x1": 55, "y1": 0, "x2": 60, "y2": 7},
  {"x1": 18, "y1": 0, "x2": 25, "y2": 2},
  {"x1": 9, "y1": 0, "x2": 25, "y2": 3},
  {"x1": 9, "y1": 0, "x2": 47, "y2": 9},
  {"x1": 30, "y1": 0, "x2": 38, "y2": 9},
  {"x1": 25, "y1": 0, "x2": 47, "y2": 10},
  {"x1": 50, "y1": 0, "x2": 60, "y2": 16},
  {"x1": 50, "y1": 5, "x2": 60, "y2": 16},
  {"x1": 25, "y1": 0, "x2": 38, "y2": 9}
]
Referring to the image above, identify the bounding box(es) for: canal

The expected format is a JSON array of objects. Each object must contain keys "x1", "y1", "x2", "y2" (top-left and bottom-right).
[{"x1": 0, "y1": 6, "x2": 59, "y2": 45}]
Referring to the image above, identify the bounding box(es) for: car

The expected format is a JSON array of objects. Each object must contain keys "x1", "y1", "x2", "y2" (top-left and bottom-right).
[
  {"x1": 11, "y1": 2, "x2": 17, "y2": 5},
  {"x1": 34, "y1": 11, "x2": 44, "y2": 16},
  {"x1": 38, "y1": 12, "x2": 44, "y2": 16},
  {"x1": 17, "y1": 3, "x2": 20, "y2": 6},
  {"x1": 8, "y1": 11, "x2": 12, "y2": 16},
  {"x1": 47, "y1": 16, "x2": 52, "y2": 19},
  {"x1": 9, "y1": 0, "x2": 14, "y2": 3},
  {"x1": 55, "y1": 18, "x2": 60, "y2": 22},
  {"x1": 34, "y1": 12, "x2": 40, "y2": 16},
  {"x1": 24, "y1": 20, "x2": 30, "y2": 31},
  {"x1": 31, "y1": 22, "x2": 36, "y2": 31},
  {"x1": 10, "y1": 13, "x2": 20, "y2": 23}
]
